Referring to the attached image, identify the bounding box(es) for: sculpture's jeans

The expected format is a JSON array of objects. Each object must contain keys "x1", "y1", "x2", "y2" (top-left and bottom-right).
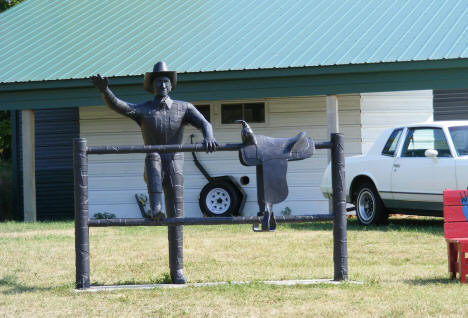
[{"x1": 145, "y1": 152, "x2": 184, "y2": 273}]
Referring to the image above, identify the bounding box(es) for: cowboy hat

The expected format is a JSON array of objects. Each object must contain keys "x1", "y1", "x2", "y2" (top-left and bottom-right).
[{"x1": 143, "y1": 61, "x2": 177, "y2": 93}]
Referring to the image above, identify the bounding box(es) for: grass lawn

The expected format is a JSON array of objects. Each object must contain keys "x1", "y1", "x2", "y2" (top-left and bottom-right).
[{"x1": 1, "y1": 216, "x2": 467, "y2": 317}]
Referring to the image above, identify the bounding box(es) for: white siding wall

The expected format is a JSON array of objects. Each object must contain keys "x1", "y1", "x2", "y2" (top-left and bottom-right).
[
  {"x1": 360, "y1": 90, "x2": 433, "y2": 154},
  {"x1": 337, "y1": 94, "x2": 362, "y2": 156},
  {"x1": 80, "y1": 95, "x2": 362, "y2": 218}
]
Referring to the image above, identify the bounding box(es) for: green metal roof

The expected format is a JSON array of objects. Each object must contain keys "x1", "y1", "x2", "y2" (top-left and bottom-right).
[{"x1": 1, "y1": 0, "x2": 468, "y2": 84}]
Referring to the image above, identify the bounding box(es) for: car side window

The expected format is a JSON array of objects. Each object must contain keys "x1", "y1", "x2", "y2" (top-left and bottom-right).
[
  {"x1": 401, "y1": 128, "x2": 451, "y2": 158},
  {"x1": 382, "y1": 128, "x2": 403, "y2": 156},
  {"x1": 449, "y1": 126, "x2": 468, "y2": 156}
]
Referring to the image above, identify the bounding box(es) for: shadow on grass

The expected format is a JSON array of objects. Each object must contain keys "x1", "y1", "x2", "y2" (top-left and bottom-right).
[
  {"x1": 282, "y1": 216, "x2": 444, "y2": 235},
  {"x1": 405, "y1": 277, "x2": 458, "y2": 285},
  {"x1": 92, "y1": 272, "x2": 173, "y2": 287},
  {"x1": 0, "y1": 274, "x2": 69, "y2": 295}
]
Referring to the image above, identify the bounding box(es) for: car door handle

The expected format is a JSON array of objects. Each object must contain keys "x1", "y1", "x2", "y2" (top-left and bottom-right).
[{"x1": 393, "y1": 163, "x2": 400, "y2": 168}]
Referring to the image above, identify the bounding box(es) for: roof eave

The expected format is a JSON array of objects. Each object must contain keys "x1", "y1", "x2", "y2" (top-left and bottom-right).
[{"x1": 2, "y1": 59, "x2": 468, "y2": 92}]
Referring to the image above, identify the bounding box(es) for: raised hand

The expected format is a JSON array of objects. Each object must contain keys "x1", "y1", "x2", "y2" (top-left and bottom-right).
[{"x1": 90, "y1": 74, "x2": 109, "y2": 92}]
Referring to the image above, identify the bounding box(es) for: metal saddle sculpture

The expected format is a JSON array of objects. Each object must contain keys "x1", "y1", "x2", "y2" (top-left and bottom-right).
[{"x1": 236, "y1": 120, "x2": 315, "y2": 231}]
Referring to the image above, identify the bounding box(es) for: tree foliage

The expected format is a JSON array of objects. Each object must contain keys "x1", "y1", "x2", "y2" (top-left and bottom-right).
[
  {"x1": 0, "y1": 0, "x2": 24, "y2": 12},
  {"x1": 0, "y1": 0, "x2": 24, "y2": 161},
  {"x1": 0, "y1": 111, "x2": 11, "y2": 161}
]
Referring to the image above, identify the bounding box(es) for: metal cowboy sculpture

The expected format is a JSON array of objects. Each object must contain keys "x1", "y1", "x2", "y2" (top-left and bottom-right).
[
  {"x1": 236, "y1": 120, "x2": 315, "y2": 231},
  {"x1": 90, "y1": 61, "x2": 218, "y2": 284}
]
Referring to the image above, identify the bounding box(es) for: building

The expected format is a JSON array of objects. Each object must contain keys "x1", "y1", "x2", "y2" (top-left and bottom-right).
[{"x1": 1, "y1": 0, "x2": 467, "y2": 220}]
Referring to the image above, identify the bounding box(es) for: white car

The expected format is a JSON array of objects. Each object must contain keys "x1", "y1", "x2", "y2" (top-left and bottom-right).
[{"x1": 320, "y1": 121, "x2": 468, "y2": 225}]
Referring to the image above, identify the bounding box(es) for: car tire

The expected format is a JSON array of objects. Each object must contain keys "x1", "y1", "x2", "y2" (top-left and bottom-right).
[
  {"x1": 354, "y1": 182, "x2": 388, "y2": 225},
  {"x1": 199, "y1": 180, "x2": 240, "y2": 217}
]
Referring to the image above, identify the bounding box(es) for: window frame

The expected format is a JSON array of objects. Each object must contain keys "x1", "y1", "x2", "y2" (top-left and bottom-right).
[
  {"x1": 220, "y1": 102, "x2": 267, "y2": 125},
  {"x1": 381, "y1": 128, "x2": 404, "y2": 157},
  {"x1": 215, "y1": 100, "x2": 269, "y2": 128},
  {"x1": 400, "y1": 126, "x2": 453, "y2": 158},
  {"x1": 448, "y1": 125, "x2": 468, "y2": 157}
]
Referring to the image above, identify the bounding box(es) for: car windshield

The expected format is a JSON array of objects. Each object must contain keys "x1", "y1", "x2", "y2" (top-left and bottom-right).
[{"x1": 449, "y1": 126, "x2": 468, "y2": 156}]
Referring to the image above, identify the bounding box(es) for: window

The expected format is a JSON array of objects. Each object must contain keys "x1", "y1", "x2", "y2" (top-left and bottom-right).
[
  {"x1": 401, "y1": 128, "x2": 451, "y2": 158},
  {"x1": 195, "y1": 104, "x2": 211, "y2": 122},
  {"x1": 382, "y1": 128, "x2": 403, "y2": 156},
  {"x1": 449, "y1": 126, "x2": 468, "y2": 156},
  {"x1": 221, "y1": 102, "x2": 265, "y2": 124}
]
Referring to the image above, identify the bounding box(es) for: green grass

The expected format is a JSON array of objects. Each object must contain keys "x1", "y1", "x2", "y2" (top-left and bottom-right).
[{"x1": 1, "y1": 216, "x2": 467, "y2": 317}]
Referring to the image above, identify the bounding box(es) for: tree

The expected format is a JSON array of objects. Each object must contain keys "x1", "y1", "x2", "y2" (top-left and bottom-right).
[
  {"x1": 0, "y1": 0, "x2": 24, "y2": 161},
  {"x1": 0, "y1": 111, "x2": 10, "y2": 161},
  {"x1": 0, "y1": 0, "x2": 24, "y2": 12},
  {"x1": 0, "y1": 0, "x2": 23, "y2": 220}
]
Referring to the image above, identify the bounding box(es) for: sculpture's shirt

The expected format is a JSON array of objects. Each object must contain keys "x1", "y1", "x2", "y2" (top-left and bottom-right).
[{"x1": 109, "y1": 96, "x2": 206, "y2": 146}]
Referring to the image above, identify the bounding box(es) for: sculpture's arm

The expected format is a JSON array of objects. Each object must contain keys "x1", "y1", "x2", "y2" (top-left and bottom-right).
[
  {"x1": 90, "y1": 74, "x2": 138, "y2": 119},
  {"x1": 185, "y1": 104, "x2": 218, "y2": 152}
]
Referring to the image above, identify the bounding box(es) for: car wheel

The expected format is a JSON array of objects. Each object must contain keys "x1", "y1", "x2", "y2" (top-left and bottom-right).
[
  {"x1": 199, "y1": 180, "x2": 240, "y2": 217},
  {"x1": 354, "y1": 182, "x2": 388, "y2": 225}
]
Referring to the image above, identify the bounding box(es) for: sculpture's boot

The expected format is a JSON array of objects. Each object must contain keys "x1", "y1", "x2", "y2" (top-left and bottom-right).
[{"x1": 149, "y1": 192, "x2": 166, "y2": 221}]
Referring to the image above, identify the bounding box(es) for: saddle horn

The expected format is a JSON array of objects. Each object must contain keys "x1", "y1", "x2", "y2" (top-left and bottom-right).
[{"x1": 236, "y1": 120, "x2": 257, "y2": 146}]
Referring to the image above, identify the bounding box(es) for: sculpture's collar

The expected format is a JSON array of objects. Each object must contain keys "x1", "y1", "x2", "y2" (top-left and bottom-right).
[{"x1": 155, "y1": 96, "x2": 173, "y2": 109}]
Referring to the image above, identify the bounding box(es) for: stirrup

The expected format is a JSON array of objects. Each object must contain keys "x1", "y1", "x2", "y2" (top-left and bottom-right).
[{"x1": 252, "y1": 211, "x2": 276, "y2": 232}]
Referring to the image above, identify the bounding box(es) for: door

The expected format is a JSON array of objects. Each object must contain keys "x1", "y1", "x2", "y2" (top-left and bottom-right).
[
  {"x1": 391, "y1": 127, "x2": 456, "y2": 210},
  {"x1": 448, "y1": 125, "x2": 468, "y2": 189}
]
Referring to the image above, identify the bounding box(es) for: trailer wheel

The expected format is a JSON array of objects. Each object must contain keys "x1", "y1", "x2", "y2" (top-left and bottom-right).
[{"x1": 199, "y1": 180, "x2": 240, "y2": 217}]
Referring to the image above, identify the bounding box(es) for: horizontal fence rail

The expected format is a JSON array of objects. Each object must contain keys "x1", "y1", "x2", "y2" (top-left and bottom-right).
[
  {"x1": 88, "y1": 214, "x2": 335, "y2": 227},
  {"x1": 86, "y1": 141, "x2": 332, "y2": 155}
]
